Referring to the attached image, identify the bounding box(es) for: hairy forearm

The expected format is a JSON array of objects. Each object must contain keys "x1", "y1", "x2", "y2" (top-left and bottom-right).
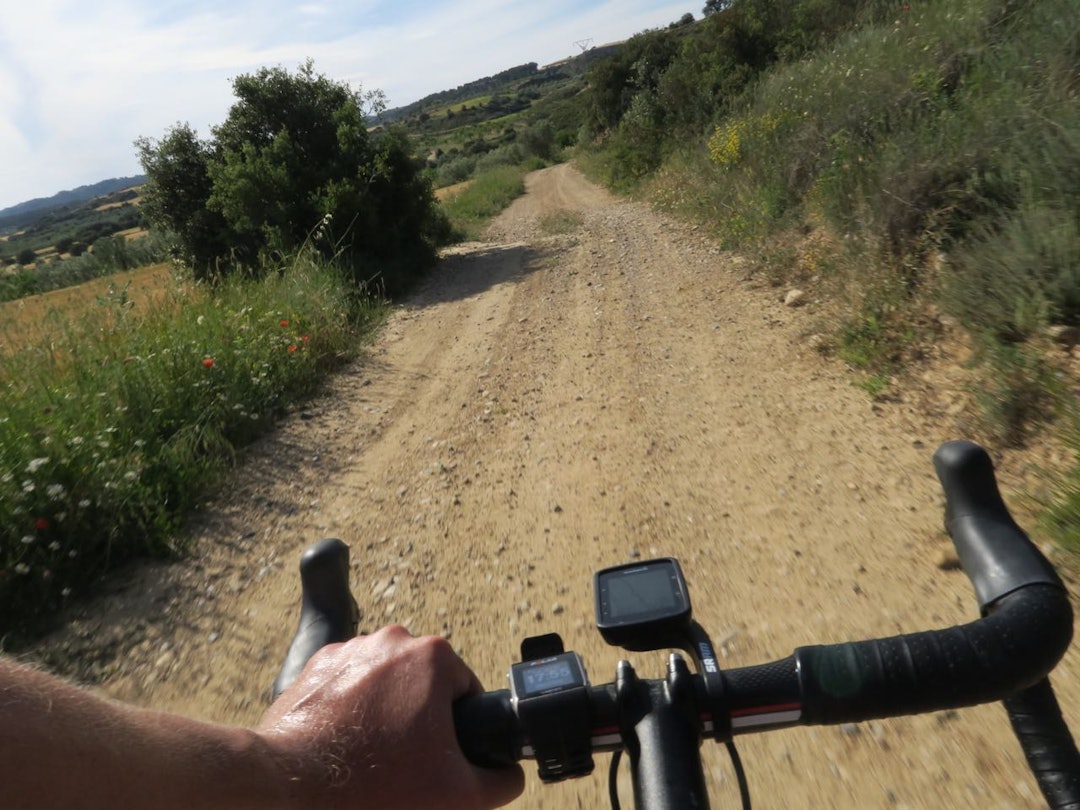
[{"x1": 0, "y1": 658, "x2": 288, "y2": 810}]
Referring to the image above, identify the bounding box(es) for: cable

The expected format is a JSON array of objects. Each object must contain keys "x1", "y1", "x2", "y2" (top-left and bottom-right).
[
  {"x1": 609, "y1": 750, "x2": 622, "y2": 810},
  {"x1": 727, "y1": 740, "x2": 752, "y2": 810}
]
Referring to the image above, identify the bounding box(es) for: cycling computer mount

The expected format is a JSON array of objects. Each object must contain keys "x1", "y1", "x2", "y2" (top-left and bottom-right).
[
  {"x1": 594, "y1": 557, "x2": 692, "y2": 651},
  {"x1": 594, "y1": 557, "x2": 733, "y2": 743},
  {"x1": 508, "y1": 559, "x2": 732, "y2": 787}
]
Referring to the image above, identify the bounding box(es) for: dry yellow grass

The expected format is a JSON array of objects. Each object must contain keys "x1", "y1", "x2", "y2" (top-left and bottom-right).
[
  {"x1": 435, "y1": 179, "x2": 475, "y2": 201},
  {"x1": 94, "y1": 188, "x2": 143, "y2": 212},
  {"x1": 0, "y1": 263, "x2": 182, "y2": 356}
]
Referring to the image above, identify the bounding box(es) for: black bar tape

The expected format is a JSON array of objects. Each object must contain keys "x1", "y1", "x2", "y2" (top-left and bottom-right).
[
  {"x1": 795, "y1": 585, "x2": 1072, "y2": 725},
  {"x1": 1005, "y1": 679, "x2": 1080, "y2": 810}
]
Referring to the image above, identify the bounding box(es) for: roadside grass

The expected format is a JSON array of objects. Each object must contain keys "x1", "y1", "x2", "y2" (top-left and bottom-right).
[
  {"x1": 439, "y1": 162, "x2": 537, "y2": 239},
  {"x1": 0, "y1": 251, "x2": 384, "y2": 640}
]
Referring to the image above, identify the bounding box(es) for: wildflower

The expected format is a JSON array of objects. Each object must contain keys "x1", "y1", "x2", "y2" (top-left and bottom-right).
[
  {"x1": 61, "y1": 587, "x2": 72, "y2": 597},
  {"x1": 134, "y1": 439, "x2": 146, "y2": 448},
  {"x1": 124, "y1": 471, "x2": 139, "y2": 482},
  {"x1": 288, "y1": 345, "x2": 298, "y2": 353},
  {"x1": 15, "y1": 563, "x2": 30, "y2": 575},
  {"x1": 34, "y1": 517, "x2": 49, "y2": 531},
  {"x1": 20, "y1": 536, "x2": 34, "y2": 545},
  {"x1": 46, "y1": 484, "x2": 65, "y2": 499},
  {"x1": 197, "y1": 315, "x2": 206, "y2": 325},
  {"x1": 49, "y1": 541, "x2": 61, "y2": 552},
  {"x1": 22, "y1": 481, "x2": 35, "y2": 493},
  {"x1": 26, "y1": 457, "x2": 50, "y2": 474},
  {"x1": 203, "y1": 357, "x2": 215, "y2": 368},
  {"x1": 78, "y1": 499, "x2": 91, "y2": 508},
  {"x1": 280, "y1": 319, "x2": 290, "y2": 328},
  {"x1": 301, "y1": 335, "x2": 310, "y2": 343}
]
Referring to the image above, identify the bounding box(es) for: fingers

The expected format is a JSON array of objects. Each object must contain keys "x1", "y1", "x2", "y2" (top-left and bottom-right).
[
  {"x1": 386, "y1": 628, "x2": 486, "y2": 699},
  {"x1": 473, "y1": 761, "x2": 526, "y2": 808}
]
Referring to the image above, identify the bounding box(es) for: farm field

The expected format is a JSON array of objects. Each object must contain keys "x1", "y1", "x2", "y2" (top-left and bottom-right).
[{"x1": 0, "y1": 263, "x2": 178, "y2": 355}]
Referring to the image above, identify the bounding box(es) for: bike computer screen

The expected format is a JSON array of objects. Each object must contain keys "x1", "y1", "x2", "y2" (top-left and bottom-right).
[
  {"x1": 594, "y1": 558, "x2": 692, "y2": 651},
  {"x1": 510, "y1": 652, "x2": 588, "y2": 699}
]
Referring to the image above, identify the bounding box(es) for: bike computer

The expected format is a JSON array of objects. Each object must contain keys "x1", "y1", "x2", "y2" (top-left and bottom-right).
[
  {"x1": 510, "y1": 652, "x2": 588, "y2": 699},
  {"x1": 509, "y1": 652, "x2": 593, "y2": 782},
  {"x1": 594, "y1": 557, "x2": 692, "y2": 651}
]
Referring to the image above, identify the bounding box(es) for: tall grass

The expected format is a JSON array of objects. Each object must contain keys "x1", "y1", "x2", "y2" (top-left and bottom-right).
[{"x1": 0, "y1": 252, "x2": 383, "y2": 639}]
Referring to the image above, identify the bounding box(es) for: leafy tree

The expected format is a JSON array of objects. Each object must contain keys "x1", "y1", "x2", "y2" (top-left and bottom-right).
[
  {"x1": 16, "y1": 248, "x2": 36, "y2": 266},
  {"x1": 137, "y1": 60, "x2": 446, "y2": 291},
  {"x1": 585, "y1": 29, "x2": 681, "y2": 135},
  {"x1": 136, "y1": 123, "x2": 227, "y2": 276}
]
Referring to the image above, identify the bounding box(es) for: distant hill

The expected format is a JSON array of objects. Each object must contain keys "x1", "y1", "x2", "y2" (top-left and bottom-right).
[
  {"x1": 381, "y1": 44, "x2": 622, "y2": 125},
  {"x1": 0, "y1": 176, "x2": 147, "y2": 226}
]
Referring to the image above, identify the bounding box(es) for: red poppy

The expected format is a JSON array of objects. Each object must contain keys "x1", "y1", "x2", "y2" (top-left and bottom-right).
[
  {"x1": 301, "y1": 335, "x2": 310, "y2": 343},
  {"x1": 34, "y1": 517, "x2": 49, "y2": 531},
  {"x1": 288, "y1": 345, "x2": 298, "y2": 353},
  {"x1": 280, "y1": 319, "x2": 290, "y2": 328},
  {"x1": 202, "y1": 357, "x2": 215, "y2": 368}
]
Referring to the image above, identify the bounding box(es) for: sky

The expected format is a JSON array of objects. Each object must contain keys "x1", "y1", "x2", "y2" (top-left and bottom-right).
[{"x1": 0, "y1": 0, "x2": 695, "y2": 211}]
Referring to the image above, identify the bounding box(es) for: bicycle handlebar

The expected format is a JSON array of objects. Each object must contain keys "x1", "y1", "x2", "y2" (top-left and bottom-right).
[
  {"x1": 272, "y1": 441, "x2": 1079, "y2": 808},
  {"x1": 934, "y1": 440, "x2": 1065, "y2": 608},
  {"x1": 271, "y1": 537, "x2": 359, "y2": 700}
]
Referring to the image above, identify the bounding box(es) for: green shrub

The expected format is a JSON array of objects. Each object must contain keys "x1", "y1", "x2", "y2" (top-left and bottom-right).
[
  {"x1": 971, "y1": 341, "x2": 1062, "y2": 448},
  {"x1": 138, "y1": 61, "x2": 448, "y2": 290}
]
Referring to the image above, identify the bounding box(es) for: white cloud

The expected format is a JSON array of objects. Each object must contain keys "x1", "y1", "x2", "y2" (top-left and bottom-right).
[{"x1": 0, "y1": 0, "x2": 692, "y2": 209}]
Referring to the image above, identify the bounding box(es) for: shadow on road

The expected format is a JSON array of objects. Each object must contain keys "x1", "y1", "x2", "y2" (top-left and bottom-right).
[{"x1": 404, "y1": 240, "x2": 561, "y2": 312}]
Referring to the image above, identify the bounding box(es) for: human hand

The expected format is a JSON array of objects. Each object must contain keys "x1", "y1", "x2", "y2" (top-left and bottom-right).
[{"x1": 257, "y1": 625, "x2": 524, "y2": 810}]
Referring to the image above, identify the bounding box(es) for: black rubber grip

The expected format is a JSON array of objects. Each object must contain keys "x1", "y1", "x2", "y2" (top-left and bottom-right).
[
  {"x1": 1005, "y1": 679, "x2": 1080, "y2": 809},
  {"x1": 933, "y1": 440, "x2": 1064, "y2": 609},
  {"x1": 272, "y1": 538, "x2": 359, "y2": 699}
]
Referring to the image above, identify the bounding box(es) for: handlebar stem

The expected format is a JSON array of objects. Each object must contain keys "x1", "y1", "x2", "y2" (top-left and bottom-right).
[{"x1": 619, "y1": 655, "x2": 711, "y2": 810}]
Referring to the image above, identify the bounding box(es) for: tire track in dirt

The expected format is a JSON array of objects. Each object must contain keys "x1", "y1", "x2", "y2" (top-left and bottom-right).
[{"x1": 31, "y1": 164, "x2": 1079, "y2": 808}]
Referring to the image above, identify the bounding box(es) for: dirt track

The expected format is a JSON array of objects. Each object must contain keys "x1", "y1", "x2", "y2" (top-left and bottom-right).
[{"x1": 33, "y1": 164, "x2": 1080, "y2": 808}]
